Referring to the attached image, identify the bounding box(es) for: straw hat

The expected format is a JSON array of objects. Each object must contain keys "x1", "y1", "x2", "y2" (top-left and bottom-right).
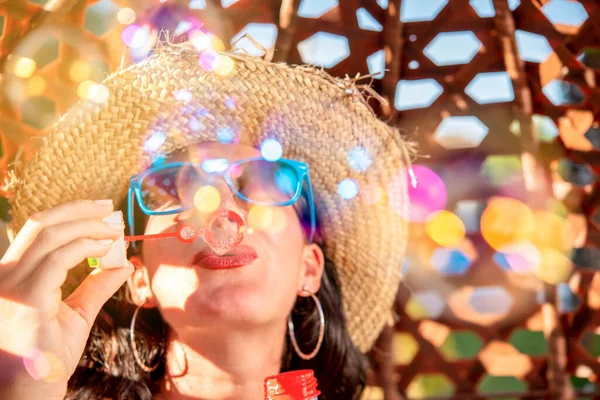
[{"x1": 5, "y1": 43, "x2": 413, "y2": 353}]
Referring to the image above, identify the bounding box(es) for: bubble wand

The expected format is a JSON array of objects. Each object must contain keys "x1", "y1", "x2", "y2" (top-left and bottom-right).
[{"x1": 89, "y1": 210, "x2": 246, "y2": 269}]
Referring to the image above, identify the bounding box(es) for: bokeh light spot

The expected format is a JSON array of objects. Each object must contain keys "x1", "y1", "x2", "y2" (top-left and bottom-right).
[
  {"x1": 117, "y1": 7, "x2": 136, "y2": 24},
  {"x1": 215, "y1": 55, "x2": 235, "y2": 76},
  {"x1": 392, "y1": 165, "x2": 447, "y2": 222},
  {"x1": 360, "y1": 184, "x2": 384, "y2": 205},
  {"x1": 88, "y1": 83, "x2": 109, "y2": 103},
  {"x1": 122, "y1": 25, "x2": 150, "y2": 49},
  {"x1": 69, "y1": 60, "x2": 91, "y2": 82},
  {"x1": 194, "y1": 185, "x2": 221, "y2": 214},
  {"x1": 23, "y1": 350, "x2": 65, "y2": 382},
  {"x1": 430, "y1": 247, "x2": 472, "y2": 275},
  {"x1": 481, "y1": 197, "x2": 535, "y2": 250},
  {"x1": 426, "y1": 210, "x2": 465, "y2": 247},
  {"x1": 202, "y1": 158, "x2": 229, "y2": 173},
  {"x1": 217, "y1": 126, "x2": 235, "y2": 143},
  {"x1": 338, "y1": 179, "x2": 359, "y2": 199},
  {"x1": 534, "y1": 246, "x2": 573, "y2": 284},
  {"x1": 199, "y1": 50, "x2": 219, "y2": 71},
  {"x1": 143, "y1": 131, "x2": 166, "y2": 153},
  {"x1": 347, "y1": 146, "x2": 372, "y2": 171},
  {"x1": 77, "y1": 80, "x2": 94, "y2": 99},
  {"x1": 248, "y1": 205, "x2": 275, "y2": 231},
  {"x1": 27, "y1": 76, "x2": 46, "y2": 96},
  {"x1": 494, "y1": 242, "x2": 541, "y2": 273},
  {"x1": 14, "y1": 57, "x2": 36, "y2": 78},
  {"x1": 261, "y1": 139, "x2": 283, "y2": 161}
]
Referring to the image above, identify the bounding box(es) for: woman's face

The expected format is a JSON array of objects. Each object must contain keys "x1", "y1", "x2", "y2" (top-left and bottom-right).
[{"x1": 131, "y1": 142, "x2": 324, "y2": 331}]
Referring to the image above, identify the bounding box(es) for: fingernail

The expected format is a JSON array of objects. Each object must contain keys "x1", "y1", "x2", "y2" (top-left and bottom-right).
[
  {"x1": 107, "y1": 222, "x2": 125, "y2": 231},
  {"x1": 95, "y1": 199, "x2": 113, "y2": 205},
  {"x1": 98, "y1": 239, "x2": 114, "y2": 246}
]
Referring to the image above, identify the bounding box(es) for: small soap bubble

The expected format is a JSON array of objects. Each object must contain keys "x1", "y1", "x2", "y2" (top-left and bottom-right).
[
  {"x1": 217, "y1": 126, "x2": 235, "y2": 143},
  {"x1": 202, "y1": 158, "x2": 229, "y2": 173},
  {"x1": 338, "y1": 179, "x2": 359, "y2": 199},
  {"x1": 261, "y1": 139, "x2": 283, "y2": 161},
  {"x1": 143, "y1": 131, "x2": 166, "y2": 153},
  {"x1": 194, "y1": 185, "x2": 221, "y2": 214},
  {"x1": 117, "y1": 7, "x2": 136, "y2": 25},
  {"x1": 347, "y1": 146, "x2": 372, "y2": 172}
]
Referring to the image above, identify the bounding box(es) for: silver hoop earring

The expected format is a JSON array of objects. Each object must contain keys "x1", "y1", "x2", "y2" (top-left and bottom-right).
[
  {"x1": 130, "y1": 300, "x2": 161, "y2": 372},
  {"x1": 287, "y1": 287, "x2": 325, "y2": 360}
]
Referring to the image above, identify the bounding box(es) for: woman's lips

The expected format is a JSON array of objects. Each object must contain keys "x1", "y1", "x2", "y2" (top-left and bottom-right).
[{"x1": 192, "y1": 245, "x2": 258, "y2": 270}]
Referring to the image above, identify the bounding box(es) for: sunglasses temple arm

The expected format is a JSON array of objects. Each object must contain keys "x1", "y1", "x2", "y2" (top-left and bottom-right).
[{"x1": 305, "y1": 173, "x2": 317, "y2": 243}]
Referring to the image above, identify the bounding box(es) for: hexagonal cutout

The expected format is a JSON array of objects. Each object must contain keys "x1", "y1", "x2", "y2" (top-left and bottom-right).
[
  {"x1": 424, "y1": 31, "x2": 481, "y2": 66},
  {"x1": 0, "y1": 15, "x2": 4, "y2": 38},
  {"x1": 515, "y1": 30, "x2": 553, "y2": 63},
  {"x1": 366, "y1": 49, "x2": 385, "y2": 80},
  {"x1": 480, "y1": 155, "x2": 522, "y2": 186},
  {"x1": 21, "y1": 96, "x2": 56, "y2": 130},
  {"x1": 405, "y1": 290, "x2": 446, "y2": 320},
  {"x1": 579, "y1": 48, "x2": 600, "y2": 69},
  {"x1": 297, "y1": 32, "x2": 349, "y2": 68},
  {"x1": 231, "y1": 23, "x2": 278, "y2": 57},
  {"x1": 469, "y1": 286, "x2": 513, "y2": 315},
  {"x1": 394, "y1": 79, "x2": 443, "y2": 111},
  {"x1": 556, "y1": 159, "x2": 596, "y2": 186},
  {"x1": 509, "y1": 329, "x2": 548, "y2": 356},
  {"x1": 571, "y1": 374, "x2": 597, "y2": 395},
  {"x1": 509, "y1": 0, "x2": 520, "y2": 10},
  {"x1": 479, "y1": 341, "x2": 532, "y2": 378},
  {"x1": 580, "y1": 331, "x2": 600, "y2": 358},
  {"x1": 439, "y1": 331, "x2": 483, "y2": 361},
  {"x1": 533, "y1": 114, "x2": 559, "y2": 142},
  {"x1": 406, "y1": 374, "x2": 456, "y2": 399},
  {"x1": 470, "y1": 0, "x2": 495, "y2": 18},
  {"x1": 434, "y1": 116, "x2": 489, "y2": 149},
  {"x1": 465, "y1": 72, "x2": 514, "y2": 104},
  {"x1": 478, "y1": 375, "x2": 527, "y2": 396},
  {"x1": 298, "y1": 0, "x2": 338, "y2": 18},
  {"x1": 401, "y1": 0, "x2": 448, "y2": 23},
  {"x1": 584, "y1": 123, "x2": 600, "y2": 149},
  {"x1": 221, "y1": 0, "x2": 240, "y2": 7},
  {"x1": 430, "y1": 247, "x2": 473, "y2": 276},
  {"x1": 84, "y1": 0, "x2": 119, "y2": 37},
  {"x1": 543, "y1": 79, "x2": 586, "y2": 106},
  {"x1": 357, "y1": 8, "x2": 382, "y2": 32},
  {"x1": 392, "y1": 332, "x2": 419, "y2": 365},
  {"x1": 542, "y1": 0, "x2": 588, "y2": 28}
]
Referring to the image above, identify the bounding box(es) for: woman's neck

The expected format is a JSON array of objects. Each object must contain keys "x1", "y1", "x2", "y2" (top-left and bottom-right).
[{"x1": 161, "y1": 322, "x2": 286, "y2": 400}]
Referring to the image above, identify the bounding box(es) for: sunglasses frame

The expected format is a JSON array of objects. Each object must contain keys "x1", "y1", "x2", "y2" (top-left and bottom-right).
[{"x1": 127, "y1": 157, "x2": 317, "y2": 247}]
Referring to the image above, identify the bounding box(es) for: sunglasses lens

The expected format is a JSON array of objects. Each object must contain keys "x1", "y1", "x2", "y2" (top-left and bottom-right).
[
  {"x1": 140, "y1": 164, "x2": 205, "y2": 211},
  {"x1": 232, "y1": 160, "x2": 300, "y2": 204}
]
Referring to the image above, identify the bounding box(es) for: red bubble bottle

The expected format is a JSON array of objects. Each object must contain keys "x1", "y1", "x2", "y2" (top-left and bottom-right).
[{"x1": 264, "y1": 370, "x2": 320, "y2": 400}]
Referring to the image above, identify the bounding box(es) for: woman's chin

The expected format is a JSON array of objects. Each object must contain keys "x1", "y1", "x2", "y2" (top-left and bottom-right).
[{"x1": 180, "y1": 289, "x2": 276, "y2": 326}]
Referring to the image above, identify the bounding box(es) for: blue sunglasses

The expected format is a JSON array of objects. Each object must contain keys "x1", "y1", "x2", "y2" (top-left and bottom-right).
[{"x1": 127, "y1": 157, "x2": 317, "y2": 247}]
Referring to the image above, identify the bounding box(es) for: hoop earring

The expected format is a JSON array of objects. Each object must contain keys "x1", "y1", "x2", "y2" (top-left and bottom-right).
[
  {"x1": 287, "y1": 287, "x2": 325, "y2": 360},
  {"x1": 130, "y1": 299, "x2": 161, "y2": 372}
]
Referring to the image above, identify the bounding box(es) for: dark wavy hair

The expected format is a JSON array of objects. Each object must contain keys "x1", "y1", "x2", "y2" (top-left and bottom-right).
[{"x1": 65, "y1": 193, "x2": 368, "y2": 399}]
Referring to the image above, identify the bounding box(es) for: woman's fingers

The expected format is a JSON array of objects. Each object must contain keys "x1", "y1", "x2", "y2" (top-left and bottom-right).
[
  {"x1": 1, "y1": 199, "x2": 115, "y2": 266},
  {"x1": 14, "y1": 218, "x2": 124, "y2": 283},
  {"x1": 63, "y1": 261, "x2": 134, "y2": 328},
  {"x1": 26, "y1": 238, "x2": 117, "y2": 294}
]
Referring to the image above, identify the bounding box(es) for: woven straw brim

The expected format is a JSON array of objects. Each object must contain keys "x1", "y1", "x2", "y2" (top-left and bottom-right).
[{"x1": 7, "y1": 44, "x2": 410, "y2": 353}]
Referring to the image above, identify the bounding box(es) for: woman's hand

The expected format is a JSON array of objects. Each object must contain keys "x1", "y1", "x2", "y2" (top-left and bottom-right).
[{"x1": 0, "y1": 200, "x2": 133, "y2": 399}]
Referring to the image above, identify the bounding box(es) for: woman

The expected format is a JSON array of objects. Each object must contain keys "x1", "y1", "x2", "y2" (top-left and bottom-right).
[{"x1": 0, "y1": 43, "x2": 412, "y2": 399}]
